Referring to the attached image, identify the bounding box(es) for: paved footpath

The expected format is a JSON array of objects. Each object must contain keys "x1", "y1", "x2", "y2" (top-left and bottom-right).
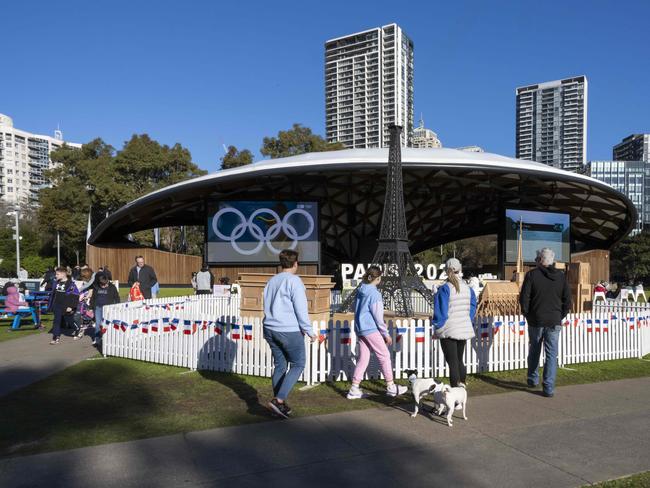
[
  {"x1": 1, "y1": 376, "x2": 649, "y2": 488},
  {"x1": 0, "y1": 331, "x2": 97, "y2": 397}
]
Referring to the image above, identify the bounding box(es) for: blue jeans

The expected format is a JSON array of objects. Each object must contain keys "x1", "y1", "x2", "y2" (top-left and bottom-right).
[
  {"x1": 94, "y1": 306, "x2": 104, "y2": 342},
  {"x1": 527, "y1": 325, "x2": 561, "y2": 394},
  {"x1": 263, "y1": 328, "x2": 306, "y2": 401}
]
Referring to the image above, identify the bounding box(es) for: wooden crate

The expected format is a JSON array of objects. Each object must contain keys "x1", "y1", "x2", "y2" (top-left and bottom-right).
[
  {"x1": 238, "y1": 273, "x2": 334, "y2": 315},
  {"x1": 572, "y1": 283, "x2": 592, "y2": 313},
  {"x1": 568, "y1": 262, "x2": 591, "y2": 285}
]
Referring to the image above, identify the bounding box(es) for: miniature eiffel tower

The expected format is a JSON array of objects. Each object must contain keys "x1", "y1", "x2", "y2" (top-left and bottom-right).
[{"x1": 339, "y1": 125, "x2": 434, "y2": 316}]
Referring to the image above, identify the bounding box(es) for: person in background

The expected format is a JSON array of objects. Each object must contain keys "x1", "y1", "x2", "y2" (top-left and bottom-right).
[
  {"x1": 4, "y1": 284, "x2": 28, "y2": 314},
  {"x1": 263, "y1": 249, "x2": 317, "y2": 418},
  {"x1": 190, "y1": 272, "x2": 197, "y2": 291},
  {"x1": 18, "y1": 267, "x2": 28, "y2": 281},
  {"x1": 520, "y1": 247, "x2": 571, "y2": 398},
  {"x1": 90, "y1": 273, "x2": 120, "y2": 346},
  {"x1": 41, "y1": 267, "x2": 56, "y2": 291},
  {"x1": 347, "y1": 266, "x2": 408, "y2": 400},
  {"x1": 101, "y1": 265, "x2": 113, "y2": 281},
  {"x1": 195, "y1": 265, "x2": 214, "y2": 295},
  {"x1": 432, "y1": 258, "x2": 477, "y2": 388},
  {"x1": 127, "y1": 256, "x2": 158, "y2": 300},
  {"x1": 72, "y1": 265, "x2": 82, "y2": 281},
  {"x1": 48, "y1": 267, "x2": 80, "y2": 345}
]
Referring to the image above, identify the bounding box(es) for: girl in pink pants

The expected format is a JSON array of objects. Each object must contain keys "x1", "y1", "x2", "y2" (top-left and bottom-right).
[{"x1": 347, "y1": 266, "x2": 408, "y2": 399}]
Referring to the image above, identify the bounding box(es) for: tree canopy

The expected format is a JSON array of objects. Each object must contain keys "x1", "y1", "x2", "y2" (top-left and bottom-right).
[
  {"x1": 610, "y1": 231, "x2": 650, "y2": 284},
  {"x1": 260, "y1": 123, "x2": 345, "y2": 159},
  {"x1": 220, "y1": 145, "x2": 254, "y2": 170},
  {"x1": 37, "y1": 135, "x2": 206, "y2": 264}
]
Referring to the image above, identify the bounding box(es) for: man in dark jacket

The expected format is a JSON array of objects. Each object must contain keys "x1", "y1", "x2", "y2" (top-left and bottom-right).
[
  {"x1": 520, "y1": 248, "x2": 571, "y2": 397},
  {"x1": 127, "y1": 256, "x2": 158, "y2": 299}
]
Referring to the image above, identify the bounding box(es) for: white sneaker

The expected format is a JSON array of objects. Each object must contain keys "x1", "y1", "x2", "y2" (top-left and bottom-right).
[
  {"x1": 386, "y1": 384, "x2": 408, "y2": 397},
  {"x1": 346, "y1": 385, "x2": 364, "y2": 400}
]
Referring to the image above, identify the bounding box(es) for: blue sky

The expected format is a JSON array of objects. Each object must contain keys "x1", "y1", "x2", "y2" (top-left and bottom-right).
[{"x1": 2, "y1": 0, "x2": 648, "y2": 171}]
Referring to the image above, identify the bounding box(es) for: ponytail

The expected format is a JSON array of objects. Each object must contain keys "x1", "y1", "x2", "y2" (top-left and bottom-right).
[
  {"x1": 362, "y1": 265, "x2": 382, "y2": 284},
  {"x1": 447, "y1": 269, "x2": 461, "y2": 293}
]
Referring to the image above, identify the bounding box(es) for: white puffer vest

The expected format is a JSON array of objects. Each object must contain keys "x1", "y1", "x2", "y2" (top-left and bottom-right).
[{"x1": 437, "y1": 282, "x2": 475, "y2": 340}]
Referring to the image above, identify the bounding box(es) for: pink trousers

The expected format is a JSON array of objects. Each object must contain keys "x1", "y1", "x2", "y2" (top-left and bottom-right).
[{"x1": 352, "y1": 331, "x2": 394, "y2": 384}]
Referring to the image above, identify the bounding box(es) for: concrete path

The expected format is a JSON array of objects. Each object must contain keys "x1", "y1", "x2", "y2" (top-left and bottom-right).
[
  {"x1": 1, "y1": 376, "x2": 649, "y2": 488},
  {"x1": 0, "y1": 331, "x2": 98, "y2": 396}
]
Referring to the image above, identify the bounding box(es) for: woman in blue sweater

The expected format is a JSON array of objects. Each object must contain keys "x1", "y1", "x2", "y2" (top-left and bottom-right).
[
  {"x1": 347, "y1": 266, "x2": 407, "y2": 399},
  {"x1": 432, "y1": 258, "x2": 477, "y2": 388}
]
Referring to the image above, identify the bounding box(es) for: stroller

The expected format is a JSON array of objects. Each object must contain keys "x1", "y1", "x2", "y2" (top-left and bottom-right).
[{"x1": 73, "y1": 290, "x2": 95, "y2": 340}]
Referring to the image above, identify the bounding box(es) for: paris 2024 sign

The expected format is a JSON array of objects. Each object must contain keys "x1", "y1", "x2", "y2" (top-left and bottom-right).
[{"x1": 206, "y1": 201, "x2": 319, "y2": 264}]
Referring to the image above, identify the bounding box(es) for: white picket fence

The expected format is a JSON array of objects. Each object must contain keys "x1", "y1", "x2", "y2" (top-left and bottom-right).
[{"x1": 101, "y1": 296, "x2": 650, "y2": 385}]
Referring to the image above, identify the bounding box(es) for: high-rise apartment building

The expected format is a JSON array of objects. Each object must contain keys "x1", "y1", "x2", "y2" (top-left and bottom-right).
[
  {"x1": 589, "y1": 160, "x2": 646, "y2": 232},
  {"x1": 613, "y1": 134, "x2": 649, "y2": 162},
  {"x1": 325, "y1": 24, "x2": 414, "y2": 148},
  {"x1": 0, "y1": 113, "x2": 81, "y2": 205},
  {"x1": 411, "y1": 117, "x2": 441, "y2": 148},
  {"x1": 516, "y1": 76, "x2": 588, "y2": 172}
]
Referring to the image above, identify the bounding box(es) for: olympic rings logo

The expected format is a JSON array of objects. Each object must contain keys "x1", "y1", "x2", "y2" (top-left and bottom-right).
[{"x1": 212, "y1": 207, "x2": 315, "y2": 255}]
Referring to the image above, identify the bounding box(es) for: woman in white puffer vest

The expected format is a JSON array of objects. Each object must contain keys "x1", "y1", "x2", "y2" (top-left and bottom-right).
[{"x1": 432, "y1": 258, "x2": 477, "y2": 388}]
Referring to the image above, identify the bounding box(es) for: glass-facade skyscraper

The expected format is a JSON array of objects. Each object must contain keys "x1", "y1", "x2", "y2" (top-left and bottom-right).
[
  {"x1": 589, "y1": 160, "x2": 646, "y2": 233},
  {"x1": 613, "y1": 134, "x2": 650, "y2": 162}
]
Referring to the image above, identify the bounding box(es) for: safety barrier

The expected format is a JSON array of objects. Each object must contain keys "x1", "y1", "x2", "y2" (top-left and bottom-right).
[{"x1": 101, "y1": 297, "x2": 650, "y2": 384}]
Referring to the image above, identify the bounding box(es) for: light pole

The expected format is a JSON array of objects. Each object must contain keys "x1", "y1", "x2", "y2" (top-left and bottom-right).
[
  {"x1": 57, "y1": 231, "x2": 61, "y2": 267},
  {"x1": 7, "y1": 206, "x2": 21, "y2": 278}
]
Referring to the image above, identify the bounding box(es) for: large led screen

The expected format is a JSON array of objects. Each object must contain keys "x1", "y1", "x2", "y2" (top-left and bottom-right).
[
  {"x1": 504, "y1": 209, "x2": 570, "y2": 263},
  {"x1": 207, "y1": 201, "x2": 319, "y2": 264}
]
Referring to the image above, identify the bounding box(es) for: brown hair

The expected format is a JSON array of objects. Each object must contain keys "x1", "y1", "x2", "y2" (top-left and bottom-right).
[
  {"x1": 279, "y1": 250, "x2": 299, "y2": 269},
  {"x1": 55, "y1": 266, "x2": 69, "y2": 276},
  {"x1": 363, "y1": 265, "x2": 383, "y2": 284},
  {"x1": 80, "y1": 268, "x2": 94, "y2": 281}
]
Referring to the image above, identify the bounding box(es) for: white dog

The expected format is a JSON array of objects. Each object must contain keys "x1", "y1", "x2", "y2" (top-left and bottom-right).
[
  {"x1": 441, "y1": 386, "x2": 468, "y2": 427},
  {"x1": 407, "y1": 371, "x2": 448, "y2": 418}
]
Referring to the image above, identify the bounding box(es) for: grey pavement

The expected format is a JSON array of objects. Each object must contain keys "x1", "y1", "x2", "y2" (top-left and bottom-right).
[
  {"x1": 0, "y1": 330, "x2": 98, "y2": 396},
  {"x1": 1, "y1": 376, "x2": 649, "y2": 488}
]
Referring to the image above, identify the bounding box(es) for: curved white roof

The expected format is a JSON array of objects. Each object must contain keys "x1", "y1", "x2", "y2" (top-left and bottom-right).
[{"x1": 90, "y1": 148, "x2": 636, "y2": 261}]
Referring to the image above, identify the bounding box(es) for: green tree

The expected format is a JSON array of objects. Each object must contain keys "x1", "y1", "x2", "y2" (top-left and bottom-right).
[
  {"x1": 38, "y1": 135, "x2": 207, "y2": 264},
  {"x1": 610, "y1": 231, "x2": 650, "y2": 284},
  {"x1": 260, "y1": 123, "x2": 345, "y2": 159},
  {"x1": 220, "y1": 145, "x2": 253, "y2": 170}
]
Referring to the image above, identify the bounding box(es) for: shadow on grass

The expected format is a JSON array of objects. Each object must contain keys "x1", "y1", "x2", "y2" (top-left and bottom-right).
[
  {"x1": 198, "y1": 370, "x2": 272, "y2": 418},
  {"x1": 0, "y1": 360, "x2": 159, "y2": 458}
]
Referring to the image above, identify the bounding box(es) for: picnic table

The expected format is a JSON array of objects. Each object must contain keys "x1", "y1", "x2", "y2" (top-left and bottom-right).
[{"x1": 0, "y1": 294, "x2": 45, "y2": 329}]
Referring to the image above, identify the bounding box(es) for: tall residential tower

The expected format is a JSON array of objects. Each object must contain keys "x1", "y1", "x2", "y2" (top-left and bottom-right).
[
  {"x1": 325, "y1": 24, "x2": 414, "y2": 148},
  {"x1": 0, "y1": 113, "x2": 81, "y2": 205},
  {"x1": 515, "y1": 75, "x2": 588, "y2": 172}
]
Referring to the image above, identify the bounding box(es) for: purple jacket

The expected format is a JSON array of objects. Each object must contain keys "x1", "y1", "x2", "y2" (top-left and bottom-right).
[{"x1": 48, "y1": 279, "x2": 80, "y2": 312}]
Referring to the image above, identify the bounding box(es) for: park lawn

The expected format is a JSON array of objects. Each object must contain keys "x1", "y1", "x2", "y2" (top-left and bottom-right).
[
  {"x1": 585, "y1": 471, "x2": 650, "y2": 487},
  {"x1": 1, "y1": 354, "x2": 650, "y2": 458},
  {"x1": 0, "y1": 313, "x2": 50, "y2": 343}
]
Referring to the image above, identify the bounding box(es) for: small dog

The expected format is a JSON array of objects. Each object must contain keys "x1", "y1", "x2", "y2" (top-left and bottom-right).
[
  {"x1": 441, "y1": 386, "x2": 468, "y2": 427},
  {"x1": 406, "y1": 370, "x2": 448, "y2": 418}
]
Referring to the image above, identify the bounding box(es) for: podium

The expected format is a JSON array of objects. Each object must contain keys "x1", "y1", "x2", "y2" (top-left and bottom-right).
[{"x1": 237, "y1": 273, "x2": 335, "y2": 319}]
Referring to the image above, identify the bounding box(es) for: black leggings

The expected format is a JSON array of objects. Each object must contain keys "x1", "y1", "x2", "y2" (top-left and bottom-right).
[{"x1": 440, "y1": 338, "x2": 467, "y2": 387}]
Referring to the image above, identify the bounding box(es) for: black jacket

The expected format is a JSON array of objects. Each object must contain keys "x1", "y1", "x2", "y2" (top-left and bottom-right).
[
  {"x1": 48, "y1": 279, "x2": 80, "y2": 312},
  {"x1": 127, "y1": 265, "x2": 158, "y2": 292},
  {"x1": 520, "y1": 265, "x2": 571, "y2": 327},
  {"x1": 90, "y1": 283, "x2": 121, "y2": 309}
]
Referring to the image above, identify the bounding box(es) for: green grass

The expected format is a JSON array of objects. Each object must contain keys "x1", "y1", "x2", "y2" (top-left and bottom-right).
[
  {"x1": 0, "y1": 314, "x2": 49, "y2": 343},
  {"x1": 585, "y1": 471, "x2": 650, "y2": 487},
  {"x1": 118, "y1": 287, "x2": 194, "y2": 300},
  {"x1": 1, "y1": 353, "x2": 649, "y2": 458}
]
